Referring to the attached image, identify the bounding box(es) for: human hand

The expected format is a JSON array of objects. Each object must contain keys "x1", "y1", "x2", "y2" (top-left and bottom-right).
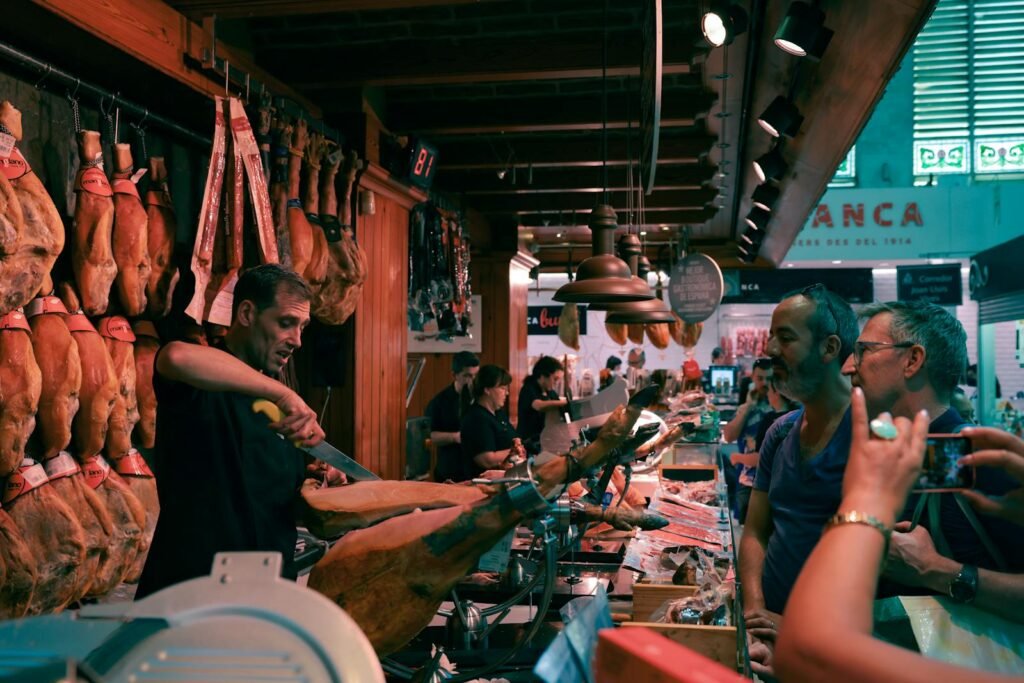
[
  {"x1": 959, "y1": 426, "x2": 1024, "y2": 526},
  {"x1": 271, "y1": 390, "x2": 325, "y2": 447},
  {"x1": 744, "y1": 607, "x2": 782, "y2": 642},
  {"x1": 747, "y1": 634, "x2": 775, "y2": 676},
  {"x1": 882, "y1": 522, "x2": 944, "y2": 587},
  {"x1": 841, "y1": 388, "x2": 929, "y2": 522},
  {"x1": 306, "y1": 460, "x2": 348, "y2": 487}
]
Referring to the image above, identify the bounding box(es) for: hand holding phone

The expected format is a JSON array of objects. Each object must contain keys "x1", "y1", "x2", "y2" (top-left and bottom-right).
[{"x1": 915, "y1": 435, "x2": 975, "y2": 491}]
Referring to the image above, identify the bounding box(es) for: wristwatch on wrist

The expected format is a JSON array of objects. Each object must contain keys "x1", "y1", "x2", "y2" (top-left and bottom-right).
[{"x1": 948, "y1": 564, "x2": 979, "y2": 603}]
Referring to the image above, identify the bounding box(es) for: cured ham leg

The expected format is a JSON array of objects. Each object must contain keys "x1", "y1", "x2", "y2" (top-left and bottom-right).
[
  {"x1": 307, "y1": 402, "x2": 642, "y2": 654},
  {"x1": 646, "y1": 323, "x2": 670, "y2": 350},
  {"x1": 144, "y1": 157, "x2": 179, "y2": 318},
  {"x1": 99, "y1": 316, "x2": 157, "y2": 583},
  {"x1": 302, "y1": 132, "x2": 330, "y2": 294},
  {"x1": 132, "y1": 320, "x2": 159, "y2": 449},
  {"x1": 61, "y1": 284, "x2": 145, "y2": 594},
  {"x1": 0, "y1": 509, "x2": 37, "y2": 619},
  {"x1": 110, "y1": 144, "x2": 151, "y2": 316},
  {"x1": 270, "y1": 117, "x2": 293, "y2": 268},
  {"x1": 286, "y1": 119, "x2": 314, "y2": 278},
  {"x1": 558, "y1": 303, "x2": 580, "y2": 350},
  {"x1": 0, "y1": 102, "x2": 65, "y2": 314},
  {"x1": 0, "y1": 310, "x2": 87, "y2": 614},
  {"x1": 0, "y1": 308, "x2": 41, "y2": 476},
  {"x1": 72, "y1": 131, "x2": 117, "y2": 316},
  {"x1": 606, "y1": 313, "x2": 628, "y2": 345}
]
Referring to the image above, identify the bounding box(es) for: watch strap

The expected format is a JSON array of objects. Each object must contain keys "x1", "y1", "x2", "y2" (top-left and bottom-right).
[{"x1": 949, "y1": 563, "x2": 979, "y2": 603}]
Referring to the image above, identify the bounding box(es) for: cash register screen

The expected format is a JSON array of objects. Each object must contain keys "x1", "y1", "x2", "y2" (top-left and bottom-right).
[{"x1": 709, "y1": 365, "x2": 739, "y2": 392}]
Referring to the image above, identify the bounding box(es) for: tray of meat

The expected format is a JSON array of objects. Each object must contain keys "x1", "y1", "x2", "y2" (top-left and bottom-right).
[{"x1": 660, "y1": 480, "x2": 721, "y2": 506}]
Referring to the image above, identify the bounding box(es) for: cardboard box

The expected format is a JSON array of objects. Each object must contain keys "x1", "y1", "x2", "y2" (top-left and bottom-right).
[{"x1": 595, "y1": 626, "x2": 745, "y2": 682}]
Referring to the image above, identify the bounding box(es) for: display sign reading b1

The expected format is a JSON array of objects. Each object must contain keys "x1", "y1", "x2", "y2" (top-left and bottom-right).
[{"x1": 896, "y1": 264, "x2": 962, "y2": 306}]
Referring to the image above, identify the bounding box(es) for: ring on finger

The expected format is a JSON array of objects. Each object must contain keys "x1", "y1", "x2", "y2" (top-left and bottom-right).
[{"x1": 870, "y1": 418, "x2": 898, "y2": 440}]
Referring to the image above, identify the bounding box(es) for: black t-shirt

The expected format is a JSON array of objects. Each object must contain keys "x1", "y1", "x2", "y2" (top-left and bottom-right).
[
  {"x1": 517, "y1": 376, "x2": 557, "y2": 444},
  {"x1": 135, "y1": 349, "x2": 306, "y2": 599},
  {"x1": 426, "y1": 384, "x2": 464, "y2": 482},
  {"x1": 878, "y1": 408, "x2": 1024, "y2": 598},
  {"x1": 460, "y1": 403, "x2": 517, "y2": 480}
]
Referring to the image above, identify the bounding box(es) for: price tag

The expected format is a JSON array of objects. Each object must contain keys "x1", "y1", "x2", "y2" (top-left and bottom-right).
[
  {"x1": 326, "y1": 148, "x2": 343, "y2": 166},
  {"x1": 0, "y1": 133, "x2": 15, "y2": 159}
]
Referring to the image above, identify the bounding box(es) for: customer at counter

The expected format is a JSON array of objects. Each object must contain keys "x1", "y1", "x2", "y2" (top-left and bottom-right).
[
  {"x1": 775, "y1": 388, "x2": 1021, "y2": 683},
  {"x1": 740, "y1": 284, "x2": 857, "y2": 675},
  {"x1": 516, "y1": 356, "x2": 568, "y2": 453},
  {"x1": 461, "y1": 364, "x2": 523, "y2": 480},
  {"x1": 425, "y1": 351, "x2": 479, "y2": 482},
  {"x1": 842, "y1": 301, "x2": 1024, "y2": 614},
  {"x1": 723, "y1": 357, "x2": 773, "y2": 521}
]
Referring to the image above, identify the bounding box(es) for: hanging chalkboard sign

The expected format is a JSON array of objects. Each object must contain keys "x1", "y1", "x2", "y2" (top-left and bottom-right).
[{"x1": 669, "y1": 253, "x2": 724, "y2": 323}]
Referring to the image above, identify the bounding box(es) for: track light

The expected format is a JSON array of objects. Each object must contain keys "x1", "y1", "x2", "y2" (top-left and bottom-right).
[
  {"x1": 738, "y1": 244, "x2": 759, "y2": 264},
  {"x1": 745, "y1": 206, "x2": 771, "y2": 230},
  {"x1": 758, "y1": 96, "x2": 803, "y2": 138},
  {"x1": 496, "y1": 168, "x2": 507, "y2": 180},
  {"x1": 751, "y1": 183, "x2": 780, "y2": 212},
  {"x1": 774, "y1": 1, "x2": 833, "y2": 60},
  {"x1": 740, "y1": 224, "x2": 765, "y2": 247},
  {"x1": 701, "y1": 1, "x2": 749, "y2": 48},
  {"x1": 753, "y1": 147, "x2": 788, "y2": 182}
]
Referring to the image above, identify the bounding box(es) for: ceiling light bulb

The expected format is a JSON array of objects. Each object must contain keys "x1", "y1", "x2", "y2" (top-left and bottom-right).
[
  {"x1": 757, "y1": 96, "x2": 804, "y2": 139},
  {"x1": 497, "y1": 169, "x2": 507, "y2": 180},
  {"x1": 774, "y1": 1, "x2": 834, "y2": 61},
  {"x1": 751, "y1": 183, "x2": 781, "y2": 212},
  {"x1": 753, "y1": 148, "x2": 788, "y2": 182},
  {"x1": 745, "y1": 206, "x2": 771, "y2": 230},
  {"x1": 701, "y1": 2, "x2": 749, "y2": 48}
]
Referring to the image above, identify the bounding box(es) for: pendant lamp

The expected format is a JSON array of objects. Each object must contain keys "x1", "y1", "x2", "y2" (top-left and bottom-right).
[{"x1": 591, "y1": 237, "x2": 675, "y2": 323}]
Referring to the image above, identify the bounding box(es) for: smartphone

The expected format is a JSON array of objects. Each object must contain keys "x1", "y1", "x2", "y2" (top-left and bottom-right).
[{"x1": 914, "y1": 434, "x2": 975, "y2": 492}]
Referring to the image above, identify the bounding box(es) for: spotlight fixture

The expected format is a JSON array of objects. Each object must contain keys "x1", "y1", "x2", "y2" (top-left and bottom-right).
[
  {"x1": 758, "y1": 96, "x2": 804, "y2": 138},
  {"x1": 745, "y1": 206, "x2": 771, "y2": 230},
  {"x1": 737, "y1": 244, "x2": 759, "y2": 264},
  {"x1": 701, "y1": 1, "x2": 749, "y2": 48},
  {"x1": 774, "y1": 1, "x2": 833, "y2": 60},
  {"x1": 496, "y1": 168, "x2": 507, "y2": 180},
  {"x1": 740, "y1": 224, "x2": 765, "y2": 248},
  {"x1": 753, "y1": 147, "x2": 788, "y2": 182},
  {"x1": 751, "y1": 183, "x2": 780, "y2": 212}
]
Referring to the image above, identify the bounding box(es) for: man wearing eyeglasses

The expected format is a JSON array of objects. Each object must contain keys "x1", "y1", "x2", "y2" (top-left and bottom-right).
[
  {"x1": 739, "y1": 284, "x2": 858, "y2": 676},
  {"x1": 842, "y1": 301, "x2": 1024, "y2": 619}
]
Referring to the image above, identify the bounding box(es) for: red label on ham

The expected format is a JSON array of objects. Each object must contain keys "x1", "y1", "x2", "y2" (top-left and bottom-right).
[
  {"x1": 65, "y1": 312, "x2": 97, "y2": 333},
  {"x1": 113, "y1": 449, "x2": 154, "y2": 478},
  {"x1": 75, "y1": 166, "x2": 113, "y2": 196},
  {"x1": 81, "y1": 455, "x2": 111, "y2": 489},
  {"x1": 3, "y1": 461, "x2": 49, "y2": 504},
  {"x1": 0, "y1": 309, "x2": 30, "y2": 331},
  {"x1": 144, "y1": 189, "x2": 172, "y2": 208},
  {"x1": 97, "y1": 316, "x2": 136, "y2": 342},
  {"x1": 111, "y1": 176, "x2": 141, "y2": 199},
  {"x1": 0, "y1": 147, "x2": 30, "y2": 180}
]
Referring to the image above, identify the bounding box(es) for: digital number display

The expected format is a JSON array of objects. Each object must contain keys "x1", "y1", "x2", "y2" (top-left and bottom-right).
[{"x1": 407, "y1": 139, "x2": 438, "y2": 188}]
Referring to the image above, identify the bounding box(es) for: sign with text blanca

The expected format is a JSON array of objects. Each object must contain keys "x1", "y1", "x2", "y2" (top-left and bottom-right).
[
  {"x1": 896, "y1": 264, "x2": 962, "y2": 306},
  {"x1": 669, "y1": 253, "x2": 723, "y2": 323}
]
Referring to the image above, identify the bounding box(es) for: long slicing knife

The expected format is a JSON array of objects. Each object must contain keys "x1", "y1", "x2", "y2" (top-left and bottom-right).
[{"x1": 252, "y1": 400, "x2": 380, "y2": 481}]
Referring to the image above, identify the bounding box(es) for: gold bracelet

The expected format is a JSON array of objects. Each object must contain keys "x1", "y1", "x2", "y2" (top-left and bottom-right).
[{"x1": 825, "y1": 511, "x2": 892, "y2": 556}]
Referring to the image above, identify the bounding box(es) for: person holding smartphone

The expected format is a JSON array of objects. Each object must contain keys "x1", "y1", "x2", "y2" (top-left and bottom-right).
[{"x1": 841, "y1": 301, "x2": 1024, "y2": 610}]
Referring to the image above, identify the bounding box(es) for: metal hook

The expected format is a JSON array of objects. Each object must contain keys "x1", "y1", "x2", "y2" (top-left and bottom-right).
[
  {"x1": 69, "y1": 77, "x2": 81, "y2": 101},
  {"x1": 224, "y1": 60, "x2": 230, "y2": 96},
  {"x1": 34, "y1": 64, "x2": 53, "y2": 90}
]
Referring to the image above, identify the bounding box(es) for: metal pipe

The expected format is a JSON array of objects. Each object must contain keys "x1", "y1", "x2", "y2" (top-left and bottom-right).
[
  {"x1": 729, "y1": 0, "x2": 767, "y2": 245},
  {"x1": 0, "y1": 40, "x2": 211, "y2": 147}
]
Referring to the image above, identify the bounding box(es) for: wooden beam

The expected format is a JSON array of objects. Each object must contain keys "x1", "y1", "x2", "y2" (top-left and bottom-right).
[
  {"x1": 168, "y1": 0, "x2": 498, "y2": 19},
  {"x1": 437, "y1": 164, "x2": 715, "y2": 194},
  {"x1": 32, "y1": 0, "x2": 322, "y2": 116},
  {"x1": 467, "y1": 188, "x2": 717, "y2": 213},
  {"x1": 436, "y1": 133, "x2": 715, "y2": 170},
  {"x1": 279, "y1": 36, "x2": 695, "y2": 88},
  {"x1": 381, "y1": 89, "x2": 715, "y2": 135},
  {"x1": 518, "y1": 207, "x2": 718, "y2": 226}
]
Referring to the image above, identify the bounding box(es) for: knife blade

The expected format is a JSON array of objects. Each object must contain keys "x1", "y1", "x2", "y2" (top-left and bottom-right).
[{"x1": 252, "y1": 400, "x2": 381, "y2": 481}]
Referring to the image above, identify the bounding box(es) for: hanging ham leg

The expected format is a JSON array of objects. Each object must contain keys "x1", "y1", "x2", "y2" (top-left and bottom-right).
[
  {"x1": 132, "y1": 320, "x2": 159, "y2": 449},
  {"x1": 0, "y1": 102, "x2": 65, "y2": 314},
  {"x1": 144, "y1": 157, "x2": 179, "y2": 318},
  {"x1": 110, "y1": 143, "x2": 151, "y2": 316},
  {"x1": 60, "y1": 283, "x2": 145, "y2": 594},
  {"x1": 0, "y1": 310, "x2": 88, "y2": 614},
  {"x1": 270, "y1": 118, "x2": 293, "y2": 268},
  {"x1": 302, "y1": 132, "x2": 330, "y2": 294},
  {"x1": 99, "y1": 316, "x2": 156, "y2": 583},
  {"x1": 72, "y1": 130, "x2": 117, "y2": 316},
  {"x1": 286, "y1": 119, "x2": 314, "y2": 278},
  {"x1": 307, "y1": 401, "x2": 643, "y2": 654},
  {"x1": 0, "y1": 508, "x2": 37, "y2": 618},
  {"x1": 0, "y1": 308, "x2": 41, "y2": 476}
]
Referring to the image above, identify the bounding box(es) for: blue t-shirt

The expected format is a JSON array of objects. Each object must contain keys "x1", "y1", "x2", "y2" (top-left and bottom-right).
[{"x1": 754, "y1": 407, "x2": 852, "y2": 614}]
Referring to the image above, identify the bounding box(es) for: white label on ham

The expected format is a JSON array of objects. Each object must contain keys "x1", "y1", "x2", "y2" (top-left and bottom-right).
[
  {"x1": 130, "y1": 167, "x2": 148, "y2": 184},
  {"x1": 44, "y1": 452, "x2": 81, "y2": 480},
  {"x1": 0, "y1": 133, "x2": 15, "y2": 159},
  {"x1": 207, "y1": 272, "x2": 237, "y2": 326}
]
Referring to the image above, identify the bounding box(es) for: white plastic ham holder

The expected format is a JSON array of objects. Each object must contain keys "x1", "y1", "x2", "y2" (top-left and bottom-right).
[{"x1": 0, "y1": 552, "x2": 384, "y2": 682}]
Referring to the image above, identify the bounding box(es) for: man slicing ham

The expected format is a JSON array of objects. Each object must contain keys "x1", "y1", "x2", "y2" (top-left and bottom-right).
[{"x1": 135, "y1": 264, "x2": 326, "y2": 599}]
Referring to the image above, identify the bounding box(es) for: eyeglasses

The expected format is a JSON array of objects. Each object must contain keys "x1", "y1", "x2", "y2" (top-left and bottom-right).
[
  {"x1": 800, "y1": 283, "x2": 838, "y2": 337},
  {"x1": 852, "y1": 340, "x2": 915, "y2": 365}
]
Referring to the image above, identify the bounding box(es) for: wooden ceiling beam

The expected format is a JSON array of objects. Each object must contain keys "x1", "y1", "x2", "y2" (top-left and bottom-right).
[
  {"x1": 436, "y1": 133, "x2": 715, "y2": 170},
  {"x1": 468, "y1": 187, "x2": 717, "y2": 213},
  {"x1": 278, "y1": 36, "x2": 696, "y2": 88},
  {"x1": 380, "y1": 89, "x2": 715, "y2": 135},
  {"x1": 436, "y1": 164, "x2": 715, "y2": 194},
  {"x1": 518, "y1": 207, "x2": 717, "y2": 227},
  {"x1": 167, "y1": 0, "x2": 497, "y2": 19}
]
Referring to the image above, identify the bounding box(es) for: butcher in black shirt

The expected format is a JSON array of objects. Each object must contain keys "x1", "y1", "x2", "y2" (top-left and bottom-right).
[
  {"x1": 460, "y1": 365, "x2": 522, "y2": 480},
  {"x1": 425, "y1": 351, "x2": 479, "y2": 482},
  {"x1": 136, "y1": 264, "x2": 327, "y2": 599},
  {"x1": 516, "y1": 355, "x2": 568, "y2": 452}
]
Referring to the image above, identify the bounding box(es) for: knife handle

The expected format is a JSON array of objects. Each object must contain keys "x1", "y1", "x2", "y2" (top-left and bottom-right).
[{"x1": 252, "y1": 399, "x2": 302, "y2": 447}]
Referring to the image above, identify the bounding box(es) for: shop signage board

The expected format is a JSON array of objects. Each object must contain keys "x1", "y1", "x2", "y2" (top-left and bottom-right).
[
  {"x1": 722, "y1": 268, "x2": 874, "y2": 304},
  {"x1": 528, "y1": 305, "x2": 588, "y2": 336},
  {"x1": 785, "y1": 186, "x2": 1007, "y2": 261},
  {"x1": 896, "y1": 264, "x2": 962, "y2": 305},
  {"x1": 669, "y1": 253, "x2": 723, "y2": 322}
]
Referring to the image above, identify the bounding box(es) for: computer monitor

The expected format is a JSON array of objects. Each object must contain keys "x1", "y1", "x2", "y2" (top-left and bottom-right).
[{"x1": 709, "y1": 365, "x2": 739, "y2": 394}]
